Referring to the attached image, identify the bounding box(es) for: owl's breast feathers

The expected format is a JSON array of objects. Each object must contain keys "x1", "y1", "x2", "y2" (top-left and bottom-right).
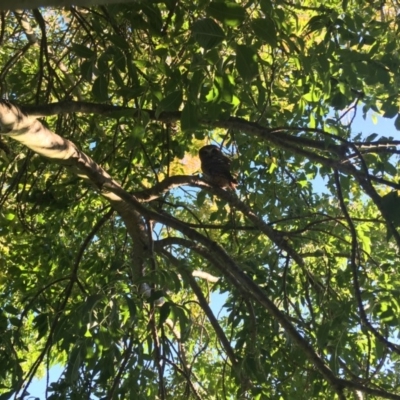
[{"x1": 199, "y1": 145, "x2": 238, "y2": 189}]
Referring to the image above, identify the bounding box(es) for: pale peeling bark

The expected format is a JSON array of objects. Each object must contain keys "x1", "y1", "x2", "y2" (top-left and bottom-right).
[
  {"x1": 0, "y1": 100, "x2": 149, "y2": 290},
  {"x1": 191, "y1": 270, "x2": 220, "y2": 283}
]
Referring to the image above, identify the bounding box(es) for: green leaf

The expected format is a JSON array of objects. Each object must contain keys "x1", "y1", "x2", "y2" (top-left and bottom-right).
[
  {"x1": 33, "y1": 313, "x2": 50, "y2": 340},
  {"x1": 188, "y1": 70, "x2": 205, "y2": 102},
  {"x1": 82, "y1": 294, "x2": 104, "y2": 316},
  {"x1": 306, "y1": 14, "x2": 331, "y2": 33},
  {"x1": 142, "y1": 3, "x2": 163, "y2": 35},
  {"x1": 72, "y1": 43, "x2": 95, "y2": 59},
  {"x1": 158, "y1": 302, "x2": 171, "y2": 326},
  {"x1": 124, "y1": 296, "x2": 137, "y2": 323},
  {"x1": 9, "y1": 317, "x2": 21, "y2": 327},
  {"x1": 260, "y1": 0, "x2": 273, "y2": 14},
  {"x1": 207, "y1": 2, "x2": 246, "y2": 27},
  {"x1": 214, "y1": 74, "x2": 233, "y2": 103},
  {"x1": 111, "y1": 46, "x2": 126, "y2": 72},
  {"x1": 111, "y1": 66, "x2": 124, "y2": 88},
  {"x1": 365, "y1": 133, "x2": 378, "y2": 141},
  {"x1": 80, "y1": 60, "x2": 94, "y2": 82},
  {"x1": 181, "y1": 103, "x2": 198, "y2": 132},
  {"x1": 376, "y1": 68, "x2": 390, "y2": 85},
  {"x1": 156, "y1": 90, "x2": 183, "y2": 118},
  {"x1": 4, "y1": 305, "x2": 19, "y2": 314},
  {"x1": 0, "y1": 391, "x2": 14, "y2": 400},
  {"x1": 383, "y1": 160, "x2": 397, "y2": 176},
  {"x1": 65, "y1": 345, "x2": 82, "y2": 383},
  {"x1": 251, "y1": 18, "x2": 277, "y2": 46},
  {"x1": 107, "y1": 34, "x2": 130, "y2": 50},
  {"x1": 330, "y1": 91, "x2": 348, "y2": 110},
  {"x1": 97, "y1": 53, "x2": 111, "y2": 74},
  {"x1": 381, "y1": 191, "x2": 400, "y2": 227},
  {"x1": 92, "y1": 75, "x2": 109, "y2": 101},
  {"x1": 173, "y1": 306, "x2": 191, "y2": 342},
  {"x1": 196, "y1": 190, "x2": 207, "y2": 207},
  {"x1": 132, "y1": 125, "x2": 146, "y2": 139},
  {"x1": 4, "y1": 213, "x2": 15, "y2": 221},
  {"x1": 382, "y1": 102, "x2": 398, "y2": 119},
  {"x1": 395, "y1": 114, "x2": 400, "y2": 130},
  {"x1": 236, "y1": 45, "x2": 259, "y2": 82},
  {"x1": 191, "y1": 18, "x2": 225, "y2": 50}
]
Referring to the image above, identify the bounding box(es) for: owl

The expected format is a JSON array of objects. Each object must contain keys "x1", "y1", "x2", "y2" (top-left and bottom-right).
[{"x1": 199, "y1": 145, "x2": 238, "y2": 189}]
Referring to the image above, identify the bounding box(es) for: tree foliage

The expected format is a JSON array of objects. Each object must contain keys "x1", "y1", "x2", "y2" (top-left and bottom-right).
[{"x1": 1, "y1": 1, "x2": 400, "y2": 399}]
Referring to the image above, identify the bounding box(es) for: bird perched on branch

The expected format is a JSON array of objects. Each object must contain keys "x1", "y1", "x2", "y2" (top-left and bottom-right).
[{"x1": 199, "y1": 145, "x2": 238, "y2": 189}]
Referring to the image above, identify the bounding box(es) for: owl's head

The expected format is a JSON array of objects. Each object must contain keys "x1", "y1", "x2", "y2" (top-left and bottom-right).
[{"x1": 199, "y1": 145, "x2": 220, "y2": 158}]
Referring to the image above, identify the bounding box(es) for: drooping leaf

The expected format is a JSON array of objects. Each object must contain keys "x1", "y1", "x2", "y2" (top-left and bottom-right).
[
  {"x1": 191, "y1": 18, "x2": 225, "y2": 49},
  {"x1": 236, "y1": 45, "x2": 259, "y2": 82},
  {"x1": 92, "y1": 75, "x2": 109, "y2": 101},
  {"x1": 72, "y1": 44, "x2": 95, "y2": 59},
  {"x1": 181, "y1": 102, "x2": 198, "y2": 132}
]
